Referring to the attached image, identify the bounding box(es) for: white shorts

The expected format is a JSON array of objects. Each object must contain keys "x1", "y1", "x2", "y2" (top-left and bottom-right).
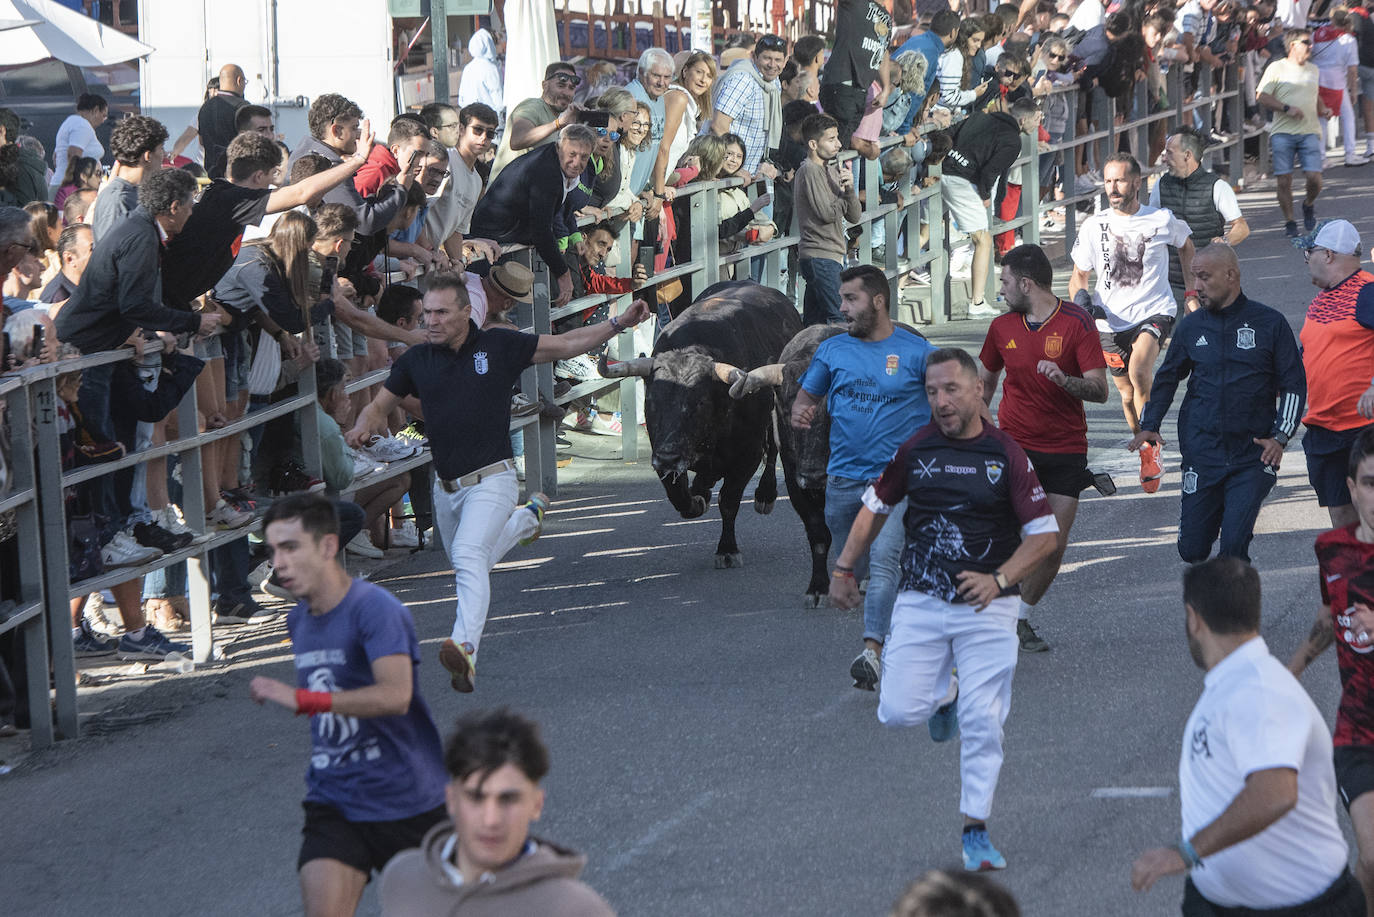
[{"x1": 940, "y1": 174, "x2": 990, "y2": 234}]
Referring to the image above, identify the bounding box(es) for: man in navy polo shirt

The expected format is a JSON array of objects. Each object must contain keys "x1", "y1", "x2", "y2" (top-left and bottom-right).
[{"x1": 347, "y1": 272, "x2": 650, "y2": 693}]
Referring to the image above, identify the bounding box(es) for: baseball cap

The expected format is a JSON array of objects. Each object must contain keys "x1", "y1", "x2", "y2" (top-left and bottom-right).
[
  {"x1": 1294, "y1": 218, "x2": 1361, "y2": 254},
  {"x1": 489, "y1": 261, "x2": 534, "y2": 303}
]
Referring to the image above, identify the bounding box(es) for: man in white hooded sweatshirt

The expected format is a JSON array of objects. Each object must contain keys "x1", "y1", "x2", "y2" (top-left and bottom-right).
[{"x1": 459, "y1": 29, "x2": 504, "y2": 119}]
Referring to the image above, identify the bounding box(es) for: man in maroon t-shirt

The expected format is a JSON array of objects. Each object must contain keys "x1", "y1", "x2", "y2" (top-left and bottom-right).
[
  {"x1": 979, "y1": 245, "x2": 1109, "y2": 653},
  {"x1": 1291, "y1": 426, "x2": 1374, "y2": 906}
]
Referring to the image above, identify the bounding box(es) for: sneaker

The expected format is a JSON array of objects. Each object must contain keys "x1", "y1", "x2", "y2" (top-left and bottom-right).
[
  {"x1": 270, "y1": 461, "x2": 326, "y2": 496},
  {"x1": 256, "y1": 565, "x2": 296, "y2": 602},
  {"x1": 519, "y1": 493, "x2": 550, "y2": 546},
  {"x1": 390, "y1": 521, "x2": 420, "y2": 548},
  {"x1": 962, "y1": 824, "x2": 1007, "y2": 871},
  {"x1": 850, "y1": 647, "x2": 881, "y2": 691},
  {"x1": 118, "y1": 625, "x2": 190, "y2": 660},
  {"x1": 1302, "y1": 202, "x2": 1316, "y2": 232},
  {"x1": 573, "y1": 408, "x2": 595, "y2": 432},
  {"x1": 906, "y1": 269, "x2": 932, "y2": 285},
  {"x1": 928, "y1": 674, "x2": 959, "y2": 743},
  {"x1": 1285, "y1": 220, "x2": 1299, "y2": 238},
  {"x1": 1018, "y1": 619, "x2": 1050, "y2": 653},
  {"x1": 556, "y1": 434, "x2": 572, "y2": 452},
  {"x1": 396, "y1": 421, "x2": 428, "y2": 447},
  {"x1": 82, "y1": 592, "x2": 123, "y2": 636},
  {"x1": 345, "y1": 531, "x2": 384, "y2": 559},
  {"x1": 349, "y1": 448, "x2": 383, "y2": 480},
  {"x1": 220, "y1": 487, "x2": 261, "y2": 513},
  {"x1": 102, "y1": 531, "x2": 162, "y2": 568},
  {"x1": 514, "y1": 454, "x2": 526, "y2": 482},
  {"x1": 1346, "y1": 154, "x2": 1370, "y2": 167},
  {"x1": 214, "y1": 599, "x2": 279, "y2": 625},
  {"x1": 511, "y1": 393, "x2": 541, "y2": 418},
  {"x1": 1139, "y1": 441, "x2": 1162, "y2": 494},
  {"x1": 966, "y1": 300, "x2": 1000, "y2": 319},
  {"x1": 554, "y1": 354, "x2": 598, "y2": 382},
  {"x1": 591, "y1": 411, "x2": 623, "y2": 436},
  {"x1": 208, "y1": 498, "x2": 254, "y2": 530},
  {"x1": 133, "y1": 520, "x2": 193, "y2": 553},
  {"x1": 362, "y1": 435, "x2": 419, "y2": 463},
  {"x1": 73, "y1": 623, "x2": 117, "y2": 657},
  {"x1": 160, "y1": 504, "x2": 210, "y2": 545},
  {"x1": 439, "y1": 638, "x2": 476, "y2": 693}
]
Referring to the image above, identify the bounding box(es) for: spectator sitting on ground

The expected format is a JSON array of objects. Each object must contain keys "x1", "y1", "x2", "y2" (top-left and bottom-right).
[
  {"x1": 468, "y1": 123, "x2": 597, "y2": 308},
  {"x1": 490, "y1": 61, "x2": 583, "y2": 180},
  {"x1": 53, "y1": 155, "x2": 100, "y2": 213},
  {"x1": 88, "y1": 114, "x2": 170, "y2": 242},
  {"x1": 39, "y1": 223, "x2": 93, "y2": 306}
]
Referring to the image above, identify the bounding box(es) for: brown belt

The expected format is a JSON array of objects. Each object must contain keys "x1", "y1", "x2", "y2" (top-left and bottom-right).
[{"x1": 437, "y1": 459, "x2": 516, "y2": 493}]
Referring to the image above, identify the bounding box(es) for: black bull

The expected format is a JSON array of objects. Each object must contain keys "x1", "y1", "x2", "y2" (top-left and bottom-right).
[{"x1": 597, "y1": 281, "x2": 834, "y2": 603}]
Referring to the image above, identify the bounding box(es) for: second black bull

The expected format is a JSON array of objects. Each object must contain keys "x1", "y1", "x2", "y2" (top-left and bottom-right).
[{"x1": 598, "y1": 281, "x2": 838, "y2": 604}]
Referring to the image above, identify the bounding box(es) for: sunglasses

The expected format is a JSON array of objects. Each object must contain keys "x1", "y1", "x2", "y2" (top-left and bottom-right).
[
  {"x1": 469, "y1": 125, "x2": 497, "y2": 138},
  {"x1": 756, "y1": 35, "x2": 787, "y2": 52},
  {"x1": 595, "y1": 127, "x2": 621, "y2": 141},
  {"x1": 998, "y1": 69, "x2": 1026, "y2": 78},
  {"x1": 550, "y1": 73, "x2": 581, "y2": 87},
  {"x1": 1047, "y1": 52, "x2": 1067, "y2": 60}
]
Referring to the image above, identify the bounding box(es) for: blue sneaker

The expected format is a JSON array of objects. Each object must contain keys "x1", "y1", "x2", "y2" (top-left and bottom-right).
[
  {"x1": 118, "y1": 626, "x2": 189, "y2": 660},
  {"x1": 519, "y1": 493, "x2": 550, "y2": 546},
  {"x1": 73, "y1": 624, "x2": 117, "y2": 658},
  {"x1": 962, "y1": 825, "x2": 1007, "y2": 871},
  {"x1": 928, "y1": 674, "x2": 959, "y2": 743}
]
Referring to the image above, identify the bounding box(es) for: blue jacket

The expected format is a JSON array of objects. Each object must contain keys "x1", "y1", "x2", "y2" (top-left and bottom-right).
[
  {"x1": 1140, "y1": 293, "x2": 1306, "y2": 467},
  {"x1": 895, "y1": 31, "x2": 945, "y2": 97}
]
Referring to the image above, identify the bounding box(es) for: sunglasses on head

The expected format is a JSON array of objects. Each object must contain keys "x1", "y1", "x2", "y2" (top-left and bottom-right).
[{"x1": 756, "y1": 35, "x2": 787, "y2": 52}]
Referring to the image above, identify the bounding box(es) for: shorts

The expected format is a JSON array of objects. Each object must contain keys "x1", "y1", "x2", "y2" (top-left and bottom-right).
[
  {"x1": 333, "y1": 320, "x2": 354, "y2": 360},
  {"x1": 1099, "y1": 314, "x2": 1174, "y2": 377},
  {"x1": 223, "y1": 329, "x2": 250, "y2": 401},
  {"x1": 1361, "y1": 66, "x2": 1374, "y2": 104},
  {"x1": 1335, "y1": 745, "x2": 1374, "y2": 810},
  {"x1": 1024, "y1": 449, "x2": 1089, "y2": 498},
  {"x1": 939, "y1": 174, "x2": 989, "y2": 233},
  {"x1": 850, "y1": 82, "x2": 885, "y2": 144},
  {"x1": 298, "y1": 801, "x2": 447, "y2": 876},
  {"x1": 1303, "y1": 423, "x2": 1373, "y2": 507},
  {"x1": 353, "y1": 310, "x2": 374, "y2": 358},
  {"x1": 1319, "y1": 86, "x2": 1345, "y2": 114},
  {"x1": 193, "y1": 333, "x2": 225, "y2": 361},
  {"x1": 1270, "y1": 131, "x2": 1324, "y2": 176},
  {"x1": 819, "y1": 81, "x2": 866, "y2": 145}
]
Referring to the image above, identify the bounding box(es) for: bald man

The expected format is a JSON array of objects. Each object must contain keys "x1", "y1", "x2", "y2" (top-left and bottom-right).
[
  {"x1": 198, "y1": 64, "x2": 251, "y2": 179},
  {"x1": 1130, "y1": 244, "x2": 1306, "y2": 564}
]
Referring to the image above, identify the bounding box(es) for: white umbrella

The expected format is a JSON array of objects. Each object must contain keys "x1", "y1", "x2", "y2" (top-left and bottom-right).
[
  {"x1": 0, "y1": 0, "x2": 152, "y2": 67},
  {"x1": 502, "y1": 0, "x2": 559, "y2": 112}
]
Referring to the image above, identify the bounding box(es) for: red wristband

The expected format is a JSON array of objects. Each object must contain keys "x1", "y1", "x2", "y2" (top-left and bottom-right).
[{"x1": 295, "y1": 689, "x2": 333, "y2": 716}]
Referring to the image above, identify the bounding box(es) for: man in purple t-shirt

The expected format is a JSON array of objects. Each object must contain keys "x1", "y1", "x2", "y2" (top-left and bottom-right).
[
  {"x1": 828, "y1": 348, "x2": 1058, "y2": 873},
  {"x1": 250, "y1": 493, "x2": 447, "y2": 917}
]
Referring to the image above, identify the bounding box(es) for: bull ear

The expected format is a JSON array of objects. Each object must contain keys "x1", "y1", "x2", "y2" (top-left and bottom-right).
[
  {"x1": 727, "y1": 363, "x2": 785, "y2": 400},
  {"x1": 598, "y1": 354, "x2": 654, "y2": 378}
]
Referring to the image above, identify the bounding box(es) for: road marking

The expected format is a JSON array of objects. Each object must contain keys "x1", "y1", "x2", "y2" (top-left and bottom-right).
[
  {"x1": 603, "y1": 789, "x2": 718, "y2": 873},
  {"x1": 1091, "y1": 787, "x2": 1173, "y2": 798}
]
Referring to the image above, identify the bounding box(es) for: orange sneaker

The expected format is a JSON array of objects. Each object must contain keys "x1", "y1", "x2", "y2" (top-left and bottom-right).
[
  {"x1": 439, "y1": 638, "x2": 476, "y2": 693},
  {"x1": 1139, "y1": 442, "x2": 1162, "y2": 493}
]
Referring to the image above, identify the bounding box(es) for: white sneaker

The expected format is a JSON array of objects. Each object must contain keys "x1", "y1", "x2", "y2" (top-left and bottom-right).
[
  {"x1": 208, "y1": 498, "x2": 253, "y2": 530},
  {"x1": 390, "y1": 521, "x2": 420, "y2": 548},
  {"x1": 349, "y1": 448, "x2": 383, "y2": 480},
  {"x1": 514, "y1": 454, "x2": 526, "y2": 482},
  {"x1": 160, "y1": 503, "x2": 210, "y2": 544},
  {"x1": 83, "y1": 592, "x2": 123, "y2": 636},
  {"x1": 102, "y1": 531, "x2": 161, "y2": 567},
  {"x1": 345, "y1": 531, "x2": 384, "y2": 559},
  {"x1": 1345, "y1": 154, "x2": 1370, "y2": 167},
  {"x1": 362, "y1": 435, "x2": 419, "y2": 463},
  {"x1": 967, "y1": 300, "x2": 1001, "y2": 319},
  {"x1": 554, "y1": 354, "x2": 598, "y2": 382}
]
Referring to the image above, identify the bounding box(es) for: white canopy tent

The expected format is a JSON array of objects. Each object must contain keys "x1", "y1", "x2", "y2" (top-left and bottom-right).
[
  {"x1": 501, "y1": 0, "x2": 558, "y2": 111},
  {"x1": 0, "y1": 0, "x2": 152, "y2": 67}
]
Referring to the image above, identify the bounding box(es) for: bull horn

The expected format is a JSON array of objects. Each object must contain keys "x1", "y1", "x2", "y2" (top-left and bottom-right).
[
  {"x1": 727, "y1": 363, "x2": 785, "y2": 400},
  {"x1": 598, "y1": 354, "x2": 654, "y2": 378},
  {"x1": 711, "y1": 361, "x2": 745, "y2": 387}
]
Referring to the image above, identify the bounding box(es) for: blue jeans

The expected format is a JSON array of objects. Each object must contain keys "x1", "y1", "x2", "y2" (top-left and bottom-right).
[
  {"x1": 800, "y1": 257, "x2": 844, "y2": 326},
  {"x1": 825, "y1": 476, "x2": 906, "y2": 645}
]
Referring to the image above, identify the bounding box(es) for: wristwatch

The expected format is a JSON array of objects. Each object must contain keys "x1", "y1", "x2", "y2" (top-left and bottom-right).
[
  {"x1": 1272, "y1": 431, "x2": 1290, "y2": 447},
  {"x1": 993, "y1": 570, "x2": 1010, "y2": 591}
]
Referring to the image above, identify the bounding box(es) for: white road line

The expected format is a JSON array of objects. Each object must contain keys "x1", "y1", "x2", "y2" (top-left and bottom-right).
[
  {"x1": 603, "y1": 789, "x2": 719, "y2": 873},
  {"x1": 1090, "y1": 786, "x2": 1173, "y2": 798}
]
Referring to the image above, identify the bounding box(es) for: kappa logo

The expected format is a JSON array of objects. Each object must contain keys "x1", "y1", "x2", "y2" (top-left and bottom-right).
[
  {"x1": 1195, "y1": 334, "x2": 1208, "y2": 346},
  {"x1": 985, "y1": 460, "x2": 1004, "y2": 484},
  {"x1": 915, "y1": 457, "x2": 938, "y2": 479},
  {"x1": 474, "y1": 350, "x2": 489, "y2": 375},
  {"x1": 1236, "y1": 325, "x2": 1256, "y2": 350}
]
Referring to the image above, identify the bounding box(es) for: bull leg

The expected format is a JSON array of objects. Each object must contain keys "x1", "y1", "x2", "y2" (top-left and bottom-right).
[
  {"x1": 754, "y1": 421, "x2": 779, "y2": 515},
  {"x1": 782, "y1": 474, "x2": 832, "y2": 607},
  {"x1": 714, "y1": 469, "x2": 751, "y2": 568}
]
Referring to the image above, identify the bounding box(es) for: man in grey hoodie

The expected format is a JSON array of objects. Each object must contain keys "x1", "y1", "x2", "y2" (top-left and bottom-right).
[{"x1": 379, "y1": 709, "x2": 615, "y2": 916}]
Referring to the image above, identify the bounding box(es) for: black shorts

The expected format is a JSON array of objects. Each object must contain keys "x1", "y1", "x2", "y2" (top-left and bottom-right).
[
  {"x1": 298, "y1": 801, "x2": 447, "y2": 876},
  {"x1": 819, "y1": 82, "x2": 866, "y2": 145},
  {"x1": 1334, "y1": 745, "x2": 1374, "y2": 810},
  {"x1": 1304, "y1": 424, "x2": 1374, "y2": 508},
  {"x1": 1025, "y1": 449, "x2": 1090, "y2": 497},
  {"x1": 1099, "y1": 314, "x2": 1174, "y2": 377}
]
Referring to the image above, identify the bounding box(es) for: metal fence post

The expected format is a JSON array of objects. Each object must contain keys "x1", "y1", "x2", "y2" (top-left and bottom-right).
[
  {"x1": 1023, "y1": 131, "x2": 1041, "y2": 247},
  {"x1": 929, "y1": 163, "x2": 949, "y2": 324},
  {"x1": 171, "y1": 379, "x2": 215, "y2": 665},
  {"x1": 1062, "y1": 89, "x2": 1081, "y2": 255},
  {"x1": 614, "y1": 220, "x2": 640, "y2": 463},
  {"x1": 524, "y1": 249, "x2": 557, "y2": 497},
  {"x1": 32, "y1": 376, "x2": 78, "y2": 740}
]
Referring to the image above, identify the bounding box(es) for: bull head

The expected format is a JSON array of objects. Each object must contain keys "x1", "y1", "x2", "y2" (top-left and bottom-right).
[{"x1": 726, "y1": 363, "x2": 784, "y2": 400}]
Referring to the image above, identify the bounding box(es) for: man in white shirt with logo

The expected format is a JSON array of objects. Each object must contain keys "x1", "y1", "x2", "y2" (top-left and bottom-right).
[
  {"x1": 1131, "y1": 557, "x2": 1364, "y2": 916},
  {"x1": 1069, "y1": 152, "x2": 1197, "y2": 494}
]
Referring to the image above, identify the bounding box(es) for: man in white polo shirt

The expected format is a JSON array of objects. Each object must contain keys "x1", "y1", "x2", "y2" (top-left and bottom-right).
[{"x1": 1131, "y1": 557, "x2": 1364, "y2": 915}]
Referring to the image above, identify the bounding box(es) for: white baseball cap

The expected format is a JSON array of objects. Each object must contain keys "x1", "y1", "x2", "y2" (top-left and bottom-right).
[{"x1": 1302, "y1": 219, "x2": 1362, "y2": 256}]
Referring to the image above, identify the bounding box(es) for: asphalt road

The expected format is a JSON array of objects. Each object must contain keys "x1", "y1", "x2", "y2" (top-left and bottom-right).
[{"x1": 0, "y1": 158, "x2": 1368, "y2": 917}]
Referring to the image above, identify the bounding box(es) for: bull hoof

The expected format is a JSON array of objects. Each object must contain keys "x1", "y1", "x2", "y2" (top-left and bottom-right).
[
  {"x1": 802, "y1": 593, "x2": 828, "y2": 609},
  {"x1": 680, "y1": 495, "x2": 708, "y2": 519},
  {"x1": 714, "y1": 553, "x2": 744, "y2": 569},
  {"x1": 753, "y1": 497, "x2": 775, "y2": 514}
]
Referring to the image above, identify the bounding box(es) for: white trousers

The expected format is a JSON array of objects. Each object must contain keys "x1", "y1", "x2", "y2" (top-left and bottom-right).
[
  {"x1": 431, "y1": 470, "x2": 536, "y2": 655},
  {"x1": 877, "y1": 590, "x2": 1020, "y2": 821}
]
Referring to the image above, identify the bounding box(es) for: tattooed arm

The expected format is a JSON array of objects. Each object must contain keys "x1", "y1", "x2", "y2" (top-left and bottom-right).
[{"x1": 1288, "y1": 608, "x2": 1335, "y2": 677}]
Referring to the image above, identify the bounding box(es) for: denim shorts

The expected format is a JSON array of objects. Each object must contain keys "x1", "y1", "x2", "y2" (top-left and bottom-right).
[
  {"x1": 1270, "y1": 131, "x2": 1324, "y2": 175},
  {"x1": 1360, "y1": 66, "x2": 1374, "y2": 104}
]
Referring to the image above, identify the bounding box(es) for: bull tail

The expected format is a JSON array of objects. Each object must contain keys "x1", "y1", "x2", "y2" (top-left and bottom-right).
[{"x1": 753, "y1": 407, "x2": 779, "y2": 514}]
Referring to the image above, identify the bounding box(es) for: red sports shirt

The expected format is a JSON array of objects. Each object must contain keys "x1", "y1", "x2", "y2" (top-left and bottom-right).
[
  {"x1": 979, "y1": 301, "x2": 1106, "y2": 455},
  {"x1": 1315, "y1": 524, "x2": 1374, "y2": 747}
]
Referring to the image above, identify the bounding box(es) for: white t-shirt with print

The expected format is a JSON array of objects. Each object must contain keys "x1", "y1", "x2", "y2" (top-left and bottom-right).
[{"x1": 1071, "y1": 204, "x2": 1191, "y2": 330}]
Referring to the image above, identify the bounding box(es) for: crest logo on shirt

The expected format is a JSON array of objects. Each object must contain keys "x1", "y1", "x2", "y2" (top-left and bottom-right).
[
  {"x1": 985, "y1": 460, "x2": 1004, "y2": 484},
  {"x1": 1236, "y1": 325, "x2": 1256, "y2": 350},
  {"x1": 886, "y1": 354, "x2": 899, "y2": 376},
  {"x1": 474, "y1": 350, "x2": 489, "y2": 375},
  {"x1": 1044, "y1": 334, "x2": 1063, "y2": 359}
]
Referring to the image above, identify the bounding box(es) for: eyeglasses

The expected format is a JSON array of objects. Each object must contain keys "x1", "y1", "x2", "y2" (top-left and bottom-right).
[
  {"x1": 550, "y1": 73, "x2": 581, "y2": 88},
  {"x1": 437, "y1": 121, "x2": 461, "y2": 129},
  {"x1": 1303, "y1": 246, "x2": 1331, "y2": 262},
  {"x1": 630, "y1": 120, "x2": 651, "y2": 129},
  {"x1": 595, "y1": 127, "x2": 622, "y2": 141},
  {"x1": 424, "y1": 167, "x2": 451, "y2": 179},
  {"x1": 756, "y1": 35, "x2": 787, "y2": 52}
]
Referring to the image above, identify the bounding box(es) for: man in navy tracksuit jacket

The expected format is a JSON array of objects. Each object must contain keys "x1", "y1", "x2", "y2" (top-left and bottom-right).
[{"x1": 1131, "y1": 245, "x2": 1306, "y2": 563}]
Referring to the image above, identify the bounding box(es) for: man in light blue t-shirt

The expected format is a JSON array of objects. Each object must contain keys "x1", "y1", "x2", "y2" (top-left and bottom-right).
[{"x1": 793, "y1": 264, "x2": 936, "y2": 691}]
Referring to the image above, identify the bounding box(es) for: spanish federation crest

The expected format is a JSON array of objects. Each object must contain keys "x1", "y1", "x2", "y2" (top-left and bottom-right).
[
  {"x1": 985, "y1": 460, "x2": 1004, "y2": 484},
  {"x1": 474, "y1": 350, "x2": 489, "y2": 374},
  {"x1": 1236, "y1": 325, "x2": 1255, "y2": 350},
  {"x1": 1044, "y1": 333, "x2": 1063, "y2": 359}
]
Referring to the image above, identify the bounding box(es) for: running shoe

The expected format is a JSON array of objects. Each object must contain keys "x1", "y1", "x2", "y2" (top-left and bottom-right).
[
  {"x1": 1303, "y1": 202, "x2": 1317, "y2": 232},
  {"x1": 962, "y1": 825, "x2": 1007, "y2": 871},
  {"x1": 554, "y1": 354, "x2": 598, "y2": 382},
  {"x1": 390, "y1": 521, "x2": 420, "y2": 548},
  {"x1": 511, "y1": 393, "x2": 541, "y2": 418},
  {"x1": 349, "y1": 448, "x2": 384, "y2": 480},
  {"x1": 214, "y1": 599, "x2": 279, "y2": 625},
  {"x1": 928, "y1": 674, "x2": 959, "y2": 743},
  {"x1": 591, "y1": 411, "x2": 623, "y2": 436},
  {"x1": 966, "y1": 300, "x2": 1000, "y2": 319},
  {"x1": 118, "y1": 626, "x2": 190, "y2": 660},
  {"x1": 74, "y1": 622, "x2": 118, "y2": 657},
  {"x1": 256, "y1": 565, "x2": 296, "y2": 602},
  {"x1": 102, "y1": 531, "x2": 162, "y2": 568},
  {"x1": 208, "y1": 498, "x2": 254, "y2": 530},
  {"x1": 362, "y1": 435, "x2": 419, "y2": 463},
  {"x1": 220, "y1": 487, "x2": 263, "y2": 513},
  {"x1": 1139, "y1": 442, "x2": 1163, "y2": 494},
  {"x1": 439, "y1": 638, "x2": 476, "y2": 693},
  {"x1": 160, "y1": 503, "x2": 210, "y2": 544},
  {"x1": 345, "y1": 531, "x2": 384, "y2": 559},
  {"x1": 1284, "y1": 220, "x2": 1299, "y2": 238},
  {"x1": 519, "y1": 493, "x2": 550, "y2": 546},
  {"x1": 396, "y1": 421, "x2": 428, "y2": 447},
  {"x1": 850, "y1": 647, "x2": 881, "y2": 691},
  {"x1": 1018, "y1": 619, "x2": 1050, "y2": 653},
  {"x1": 133, "y1": 520, "x2": 193, "y2": 553}
]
